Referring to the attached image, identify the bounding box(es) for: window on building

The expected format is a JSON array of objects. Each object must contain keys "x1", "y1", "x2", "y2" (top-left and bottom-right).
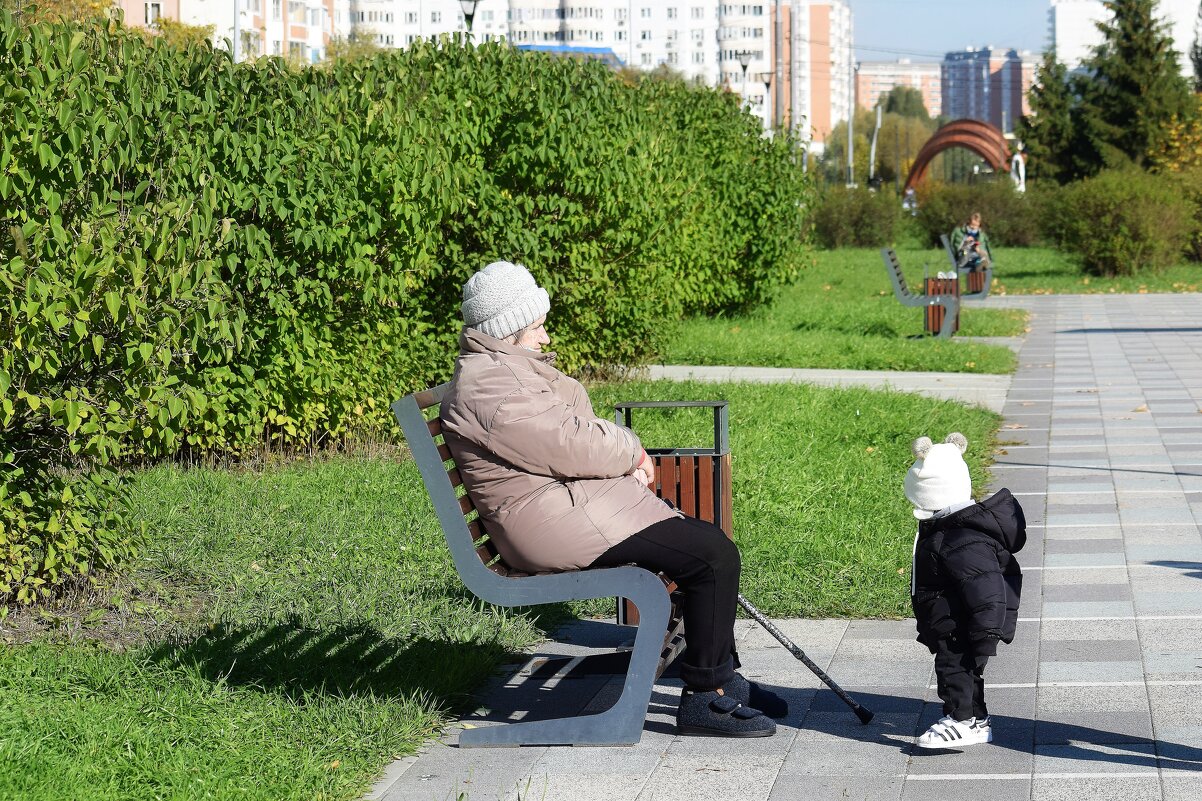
[
  {"x1": 273, "y1": 40, "x2": 281, "y2": 54},
  {"x1": 667, "y1": 7, "x2": 676, "y2": 18},
  {"x1": 483, "y1": 10, "x2": 493, "y2": 20},
  {"x1": 693, "y1": 51, "x2": 704, "y2": 63},
  {"x1": 640, "y1": 30, "x2": 650, "y2": 40},
  {"x1": 691, "y1": 6, "x2": 703, "y2": 19},
  {"x1": 405, "y1": 11, "x2": 417, "y2": 23},
  {"x1": 667, "y1": 51, "x2": 678, "y2": 63},
  {"x1": 615, "y1": 8, "x2": 626, "y2": 20},
  {"x1": 272, "y1": 0, "x2": 280, "y2": 20},
  {"x1": 144, "y1": 1, "x2": 160, "y2": 24},
  {"x1": 641, "y1": 7, "x2": 651, "y2": 17},
  {"x1": 431, "y1": 11, "x2": 440, "y2": 23},
  {"x1": 289, "y1": 41, "x2": 306, "y2": 59},
  {"x1": 692, "y1": 28, "x2": 703, "y2": 41},
  {"x1": 641, "y1": 52, "x2": 651, "y2": 64},
  {"x1": 615, "y1": 30, "x2": 626, "y2": 40}
]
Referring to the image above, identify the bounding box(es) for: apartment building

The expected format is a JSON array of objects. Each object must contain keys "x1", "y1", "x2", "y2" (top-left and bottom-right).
[
  {"x1": 856, "y1": 58, "x2": 941, "y2": 117},
  {"x1": 1049, "y1": 0, "x2": 1199, "y2": 74},
  {"x1": 941, "y1": 47, "x2": 1036, "y2": 134},
  {"x1": 116, "y1": 0, "x2": 349, "y2": 61}
]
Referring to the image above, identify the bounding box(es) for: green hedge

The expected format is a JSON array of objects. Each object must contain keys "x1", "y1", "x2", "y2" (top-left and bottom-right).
[
  {"x1": 811, "y1": 186, "x2": 901, "y2": 248},
  {"x1": 1042, "y1": 168, "x2": 1195, "y2": 276},
  {"x1": 914, "y1": 180, "x2": 1043, "y2": 247},
  {"x1": 0, "y1": 14, "x2": 812, "y2": 602}
]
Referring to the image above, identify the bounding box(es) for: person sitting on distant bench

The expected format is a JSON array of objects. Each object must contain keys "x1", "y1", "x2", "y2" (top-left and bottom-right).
[{"x1": 951, "y1": 212, "x2": 993, "y2": 273}]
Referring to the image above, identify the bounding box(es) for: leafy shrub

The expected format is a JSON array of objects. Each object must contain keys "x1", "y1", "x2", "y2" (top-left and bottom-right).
[
  {"x1": 1045, "y1": 169, "x2": 1196, "y2": 276},
  {"x1": 811, "y1": 187, "x2": 901, "y2": 248},
  {"x1": 914, "y1": 180, "x2": 1042, "y2": 247},
  {"x1": 0, "y1": 14, "x2": 812, "y2": 602}
]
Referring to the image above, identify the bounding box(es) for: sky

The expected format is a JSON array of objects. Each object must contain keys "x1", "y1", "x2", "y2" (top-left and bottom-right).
[{"x1": 850, "y1": 0, "x2": 1052, "y2": 62}]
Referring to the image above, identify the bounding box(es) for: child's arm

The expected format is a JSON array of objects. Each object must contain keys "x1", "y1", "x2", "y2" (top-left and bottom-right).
[{"x1": 943, "y1": 540, "x2": 1007, "y2": 655}]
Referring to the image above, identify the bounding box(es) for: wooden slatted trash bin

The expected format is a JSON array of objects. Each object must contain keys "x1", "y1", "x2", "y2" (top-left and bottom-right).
[
  {"x1": 613, "y1": 401, "x2": 732, "y2": 625},
  {"x1": 965, "y1": 268, "x2": 988, "y2": 295},
  {"x1": 923, "y1": 275, "x2": 960, "y2": 335}
]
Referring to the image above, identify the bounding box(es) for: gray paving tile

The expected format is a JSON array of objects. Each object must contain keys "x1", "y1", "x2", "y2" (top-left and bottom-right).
[
  {"x1": 1039, "y1": 640, "x2": 1140, "y2": 662},
  {"x1": 1043, "y1": 554, "x2": 1128, "y2": 569},
  {"x1": 903, "y1": 777, "x2": 1030, "y2": 801},
  {"x1": 1041, "y1": 583, "x2": 1133, "y2": 602},
  {"x1": 1038, "y1": 660, "x2": 1145, "y2": 683},
  {"x1": 635, "y1": 754, "x2": 785, "y2": 801},
  {"x1": 1040, "y1": 600, "x2": 1134, "y2": 617},
  {"x1": 1031, "y1": 776, "x2": 1161, "y2": 801},
  {"x1": 1043, "y1": 539, "x2": 1125, "y2": 555},
  {"x1": 770, "y1": 776, "x2": 903, "y2": 801},
  {"x1": 1033, "y1": 741, "x2": 1159, "y2": 772}
]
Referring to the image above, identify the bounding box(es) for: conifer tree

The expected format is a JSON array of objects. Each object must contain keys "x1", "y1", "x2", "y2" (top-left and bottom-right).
[
  {"x1": 1191, "y1": 1, "x2": 1202, "y2": 91},
  {"x1": 1016, "y1": 50, "x2": 1077, "y2": 184},
  {"x1": 1072, "y1": 0, "x2": 1193, "y2": 174}
]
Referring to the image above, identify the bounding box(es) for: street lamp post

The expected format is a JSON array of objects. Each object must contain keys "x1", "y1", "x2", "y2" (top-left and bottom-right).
[
  {"x1": 737, "y1": 50, "x2": 752, "y2": 111},
  {"x1": 762, "y1": 72, "x2": 773, "y2": 130},
  {"x1": 459, "y1": 0, "x2": 479, "y2": 38}
]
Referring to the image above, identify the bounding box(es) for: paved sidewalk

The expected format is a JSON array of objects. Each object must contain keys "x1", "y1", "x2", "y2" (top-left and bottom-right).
[{"x1": 369, "y1": 294, "x2": 1202, "y2": 801}]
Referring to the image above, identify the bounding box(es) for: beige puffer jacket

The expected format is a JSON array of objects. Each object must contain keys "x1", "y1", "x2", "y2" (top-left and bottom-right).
[{"x1": 440, "y1": 329, "x2": 678, "y2": 573}]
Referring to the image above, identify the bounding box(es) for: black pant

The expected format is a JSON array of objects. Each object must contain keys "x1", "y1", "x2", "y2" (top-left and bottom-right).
[
  {"x1": 588, "y1": 515, "x2": 740, "y2": 691},
  {"x1": 933, "y1": 637, "x2": 989, "y2": 721}
]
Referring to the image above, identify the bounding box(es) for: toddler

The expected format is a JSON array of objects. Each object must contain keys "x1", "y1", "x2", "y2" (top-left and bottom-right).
[{"x1": 905, "y1": 433, "x2": 1026, "y2": 748}]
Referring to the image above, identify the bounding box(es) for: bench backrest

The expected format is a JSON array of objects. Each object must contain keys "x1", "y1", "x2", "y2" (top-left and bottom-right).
[
  {"x1": 392, "y1": 383, "x2": 519, "y2": 586},
  {"x1": 880, "y1": 247, "x2": 912, "y2": 298},
  {"x1": 940, "y1": 233, "x2": 958, "y2": 271}
]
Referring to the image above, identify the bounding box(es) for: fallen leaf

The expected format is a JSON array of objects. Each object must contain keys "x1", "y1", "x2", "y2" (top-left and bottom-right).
[{"x1": 1132, "y1": 404, "x2": 1148, "y2": 412}]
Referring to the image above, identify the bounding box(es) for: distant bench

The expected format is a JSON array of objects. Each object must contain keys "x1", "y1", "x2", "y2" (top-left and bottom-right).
[{"x1": 880, "y1": 247, "x2": 959, "y2": 338}]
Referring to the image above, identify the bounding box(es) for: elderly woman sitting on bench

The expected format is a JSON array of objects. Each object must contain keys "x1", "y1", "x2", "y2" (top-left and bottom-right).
[{"x1": 439, "y1": 260, "x2": 786, "y2": 738}]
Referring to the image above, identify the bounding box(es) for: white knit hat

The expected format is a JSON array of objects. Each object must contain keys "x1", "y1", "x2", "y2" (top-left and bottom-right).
[
  {"x1": 460, "y1": 261, "x2": 551, "y2": 340},
  {"x1": 904, "y1": 433, "x2": 971, "y2": 520}
]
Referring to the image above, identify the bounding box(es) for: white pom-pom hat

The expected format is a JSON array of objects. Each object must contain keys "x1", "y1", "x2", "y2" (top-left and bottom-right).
[{"x1": 904, "y1": 433, "x2": 971, "y2": 520}]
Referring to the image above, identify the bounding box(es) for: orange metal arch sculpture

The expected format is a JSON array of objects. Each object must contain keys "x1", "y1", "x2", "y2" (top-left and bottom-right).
[{"x1": 903, "y1": 119, "x2": 1012, "y2": 193}]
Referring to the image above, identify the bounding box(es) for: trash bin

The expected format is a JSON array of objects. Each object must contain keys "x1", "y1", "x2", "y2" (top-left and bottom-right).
[
  {"x1": 965, "y1": 268, "x2": 988, "y2": 295},
  {"x1": 612, "y1": 401, "x2": 732, "y2": 625},
  {"x1": 924, "y1": 275, "x2": 960, "y2": 335}
]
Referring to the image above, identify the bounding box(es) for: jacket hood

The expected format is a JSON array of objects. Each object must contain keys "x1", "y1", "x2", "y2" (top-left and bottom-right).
[
  {"x1": 921, "y1": 487, "x2": 1026, "y2": 554},
  {"x1": 460, "y1": 326, "x2": 557, "y2": 366}
]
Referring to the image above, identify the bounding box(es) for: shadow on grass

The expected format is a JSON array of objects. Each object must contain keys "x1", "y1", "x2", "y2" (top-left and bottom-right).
[{"x1": 144, "y1": 618, "x2": 534, "y2": 708}]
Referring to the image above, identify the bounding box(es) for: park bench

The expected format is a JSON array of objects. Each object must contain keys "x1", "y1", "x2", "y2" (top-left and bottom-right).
[
  {"x1": 940, "y1": 233, "x2": 992, "y2": 300},
  {"x1": 392, "y1": 382, "x2": 686, "y2": 748},
  {"x1": 880, "y1": 247, "x2": 959, "y2": 339}
]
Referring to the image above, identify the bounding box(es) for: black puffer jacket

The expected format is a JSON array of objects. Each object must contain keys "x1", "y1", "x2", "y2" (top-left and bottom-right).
[{"x1": 911, "y1": 488, "x2": 1026, "y2": 656}]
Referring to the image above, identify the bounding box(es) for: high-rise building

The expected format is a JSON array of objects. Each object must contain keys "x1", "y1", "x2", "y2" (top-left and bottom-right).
[
  {"x1": 1048, "y1": 0, "x2": 1199, "y2": 74},
  {"x1": 115, "y1": 0, "x2": 350, "y2": 61},
  {"x1": 941, "y1": 46, "x2": 1037, "y2": 134},
  {"x1": 856, "y1": 58, "x2": 941, "y2": 117}
]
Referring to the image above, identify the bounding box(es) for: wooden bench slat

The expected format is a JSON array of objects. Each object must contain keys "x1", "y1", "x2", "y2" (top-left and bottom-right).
[
  {"x1": 659, "y1": 457, "x2": 677, "y2": 507},
  {"x1": 678, "y1": 455, "x2": 696, "y2": 519},
  {"x1": 426, "y1": 417, "x2": 442, "y2": 437},
  {"x1": 720, "y1": 454, "x2": 733, "y2": 536},
  {"x1": 476, "y1": 539, "x2": 501, "y2": 564},
  {"x1": 437, "y1": 442, "x2": 453, "y2": 462},
  {"x1": 458, "y1": 493, "x2": 474, "y2": 515},
  {"x1": 447, "y1": 467, "x2": 463, "y2": 489},
  {"x1": 468, "y1": 519, "x2": 486, "y2": 542},
  {"x1": 697, "y1": 455, "x2": 715, "y2": 524}
]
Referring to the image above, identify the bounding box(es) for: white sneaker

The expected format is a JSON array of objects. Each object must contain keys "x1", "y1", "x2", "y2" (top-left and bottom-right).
[
  {"x1": 972, "y1": 716, "x2": 993, "y2": 740},
  {"x1": 916, "y1": 715, "x2": 992, "y2": 749}
]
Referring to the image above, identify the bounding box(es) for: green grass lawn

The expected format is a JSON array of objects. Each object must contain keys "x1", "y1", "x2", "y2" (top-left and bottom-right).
[
  {"x1": 660, "y1": 246, "x2": 1202, "y2": 374},
  {"x1": 1, "y1": 380, "x2": 997, "y2": 800},
  {"x1": 660, "y1": 248, "x2": 1026, "y2": 374}
]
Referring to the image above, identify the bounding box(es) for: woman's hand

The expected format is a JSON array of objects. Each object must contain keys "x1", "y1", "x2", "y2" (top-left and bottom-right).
[{"x1": 633, "y1": 450, "x2": 655, "y2": 488}]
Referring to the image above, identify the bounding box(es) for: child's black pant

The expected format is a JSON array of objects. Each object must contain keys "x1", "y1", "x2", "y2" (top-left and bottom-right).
[{"x1": 934, "y1": 637, "x2": 989, "y2": 721}]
